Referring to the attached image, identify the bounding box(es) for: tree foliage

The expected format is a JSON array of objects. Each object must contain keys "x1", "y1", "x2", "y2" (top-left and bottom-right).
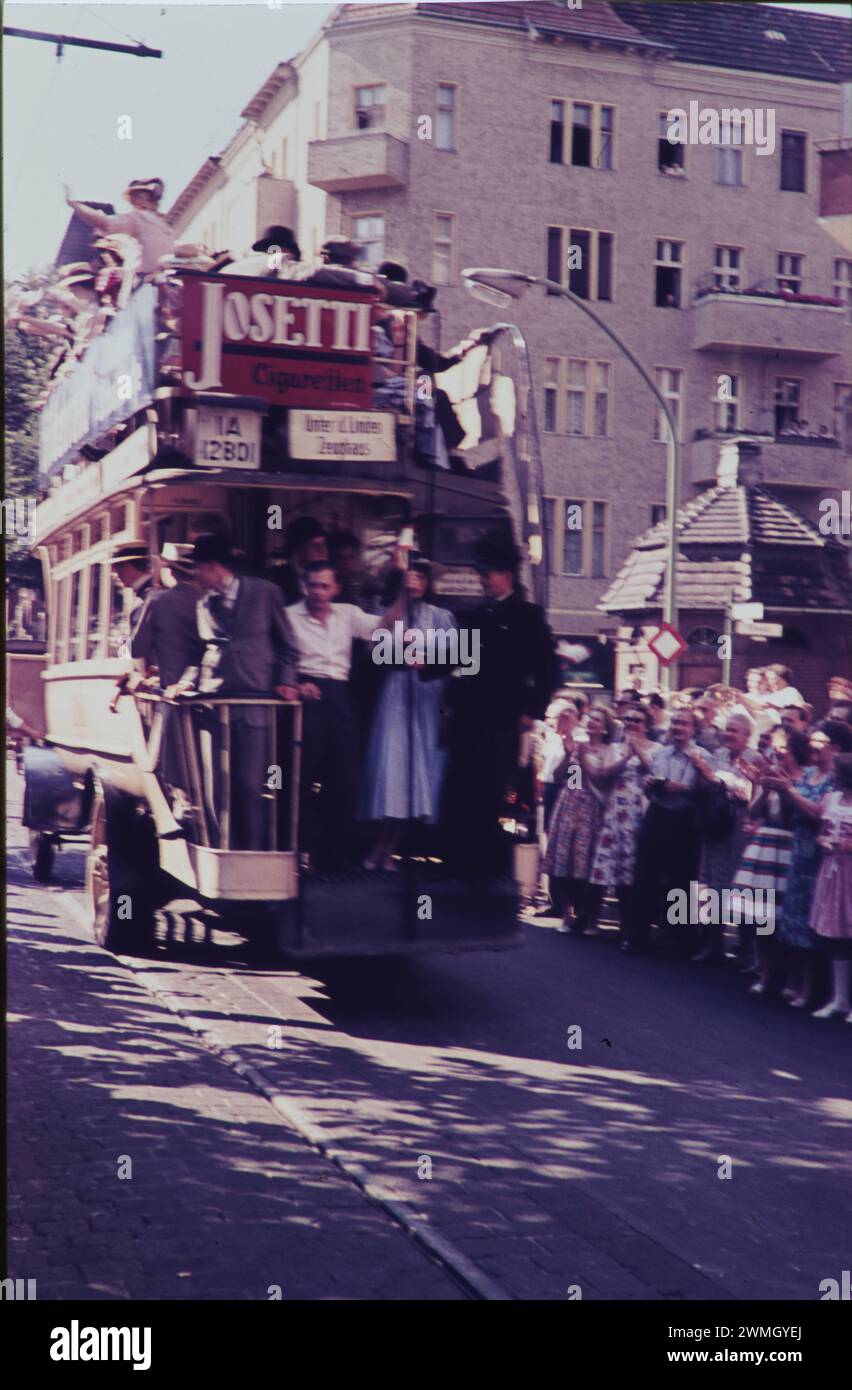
[{"x1": 4, "y1": 318, "x2": 54, "y2": 580}]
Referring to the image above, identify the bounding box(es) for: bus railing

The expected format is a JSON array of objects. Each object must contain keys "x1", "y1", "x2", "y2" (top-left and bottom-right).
[{"x1": 134, "y1": 690, "x2": 302, "y2": 855}]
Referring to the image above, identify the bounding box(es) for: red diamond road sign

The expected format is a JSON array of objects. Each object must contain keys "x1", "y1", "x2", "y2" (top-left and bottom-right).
[{"x1": 647, "y1": 622, "x2": 688, "y2": 666}]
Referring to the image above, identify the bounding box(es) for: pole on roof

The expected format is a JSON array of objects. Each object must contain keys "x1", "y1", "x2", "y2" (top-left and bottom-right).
[{"x1": 3, "y1": 28, "x2": 162, "y2": 60}]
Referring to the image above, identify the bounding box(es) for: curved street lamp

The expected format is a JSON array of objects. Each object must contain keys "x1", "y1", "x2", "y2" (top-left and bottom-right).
[{"x1": 462, "y1": 267, "x2": 681, "y2": 688}]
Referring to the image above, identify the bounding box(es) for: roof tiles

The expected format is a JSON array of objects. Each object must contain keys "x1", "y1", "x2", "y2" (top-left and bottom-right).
[
  {"x1": 600, "y1": 484, "x2": 852, "y2": 615},
  {"x1": 612, "y1": 1, "x2": 852, "y2": 83}
]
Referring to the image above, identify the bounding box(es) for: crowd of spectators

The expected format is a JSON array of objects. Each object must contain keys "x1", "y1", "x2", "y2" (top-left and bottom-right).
[{"x1": 534, "y1": 667, "x2": 852, "y2": 1021}]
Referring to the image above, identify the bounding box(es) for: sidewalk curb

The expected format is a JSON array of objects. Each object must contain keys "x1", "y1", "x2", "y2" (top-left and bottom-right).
[
  {"x1": 57, "y1": 889, "x2": 510, "y2": 1301},
  {"x1": 129, "y1": 970, "x2": 513, "y2": 1303}
]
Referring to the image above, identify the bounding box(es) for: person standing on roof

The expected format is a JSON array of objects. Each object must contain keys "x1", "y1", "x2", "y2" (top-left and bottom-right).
[{"x1": 65, "y1": 177, "x2": 175, "y2": 277}]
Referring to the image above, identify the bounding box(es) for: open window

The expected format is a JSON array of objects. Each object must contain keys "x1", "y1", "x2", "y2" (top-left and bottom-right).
[
  {"x1": 658, "y1": 113, "x2": 684, "y2": 173},
  {"x1": 655, "y1": 240, "x2": 683, "y2": 308}
]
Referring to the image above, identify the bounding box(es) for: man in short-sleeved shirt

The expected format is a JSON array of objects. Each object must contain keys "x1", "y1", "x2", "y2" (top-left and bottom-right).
[{"x1": 287, "y1": 561, "x2": 404, "y2": 870}]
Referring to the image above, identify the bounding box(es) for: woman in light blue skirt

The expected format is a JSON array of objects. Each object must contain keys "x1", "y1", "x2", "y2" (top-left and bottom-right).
[{"x1": 359, "y1": 562, "x2": 456, "y2": 870}]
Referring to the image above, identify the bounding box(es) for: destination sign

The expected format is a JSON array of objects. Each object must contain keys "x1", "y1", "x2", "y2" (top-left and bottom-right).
[{"x1": 288, "y1": 409, "x2": 396, "y2": 463}]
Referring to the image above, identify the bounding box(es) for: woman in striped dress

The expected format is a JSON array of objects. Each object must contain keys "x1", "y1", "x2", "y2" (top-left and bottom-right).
[{"x1": 734, "y1": 731, "x2": 809, "y2": 995}]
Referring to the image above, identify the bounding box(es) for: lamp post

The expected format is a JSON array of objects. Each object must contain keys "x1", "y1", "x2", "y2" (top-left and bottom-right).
[{"x1": 462, "y1": 268, "x2": 681, "y2": 689}]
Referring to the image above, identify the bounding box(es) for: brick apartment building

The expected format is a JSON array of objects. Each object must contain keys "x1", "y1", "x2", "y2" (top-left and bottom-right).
[{"x1": 169, "y1": 0, "x2": 852, "y2": 689}]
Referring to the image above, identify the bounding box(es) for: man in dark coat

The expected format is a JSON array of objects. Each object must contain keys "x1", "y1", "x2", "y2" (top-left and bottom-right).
[
  {"x1": 132, "y1": 543, "x2": 203, "y2": 688},
  {"x1": 131, "y1": 544, "x2": 205, "y2": 794},
  {"x1": 445, "y1": 539, "x2": 558, "y2": 877},
  {"x1": 179, "y1": 534, "x2": 299, "y2": 850}
]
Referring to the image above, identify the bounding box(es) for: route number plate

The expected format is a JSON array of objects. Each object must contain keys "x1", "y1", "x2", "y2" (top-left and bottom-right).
[{"x1": 194, "y1": 407, "x2": 261, "y2": 469}]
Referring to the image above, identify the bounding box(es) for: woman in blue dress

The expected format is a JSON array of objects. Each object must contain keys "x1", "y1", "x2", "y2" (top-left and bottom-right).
[{"x1": 359, "y1": 561, "x2": 456, "y2": 870}]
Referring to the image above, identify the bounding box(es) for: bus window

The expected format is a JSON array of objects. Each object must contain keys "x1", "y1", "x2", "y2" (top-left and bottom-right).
[
  {"x1": 87, "y1": 563, "x2": 104, "y2": 658},
  {"x1": 107, "y1": 570, "x2": 126, "y2": 656},
  {"x1": 110, "y1": 503, "x2": 129, "y2": 537},
  {"x1": 68, "y1": 570, "x2": 84, "y2": 661},
  {"x1": 54, "y1": 576, "x2": 69, "y2": 663}
]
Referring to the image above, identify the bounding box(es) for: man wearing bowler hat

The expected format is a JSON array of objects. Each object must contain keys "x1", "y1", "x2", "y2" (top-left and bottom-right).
[
  {"x1": 178, "y1": 534, "x2": 299, "y2": 851},
  {"x1": 444, "y1": 537, "x2": 558, "y2": 878},
  {"x1": 223, "y1": 224, "x2": 302, "y2": 279}
]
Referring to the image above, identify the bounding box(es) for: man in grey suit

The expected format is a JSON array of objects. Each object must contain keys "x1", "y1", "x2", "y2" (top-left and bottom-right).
[{"x1": 183, "y1": 534, "x2": 299, "y2": 850}]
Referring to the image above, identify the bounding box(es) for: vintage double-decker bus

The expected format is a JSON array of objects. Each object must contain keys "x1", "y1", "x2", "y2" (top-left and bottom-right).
[{"x1": 20, "y1": 263, "x2": 547, "y2": 958}]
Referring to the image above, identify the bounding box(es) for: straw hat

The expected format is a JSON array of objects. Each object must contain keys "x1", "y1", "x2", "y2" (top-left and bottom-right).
[
  {"x1": 123, "y1": 177, "x2": 165, "y2": 203},
  {"x1": 160, "y1": 542, "x2": 195, "y2": 577},
  {"x1": 110, "y1": 540, "x2": 149, "y2": 567}
]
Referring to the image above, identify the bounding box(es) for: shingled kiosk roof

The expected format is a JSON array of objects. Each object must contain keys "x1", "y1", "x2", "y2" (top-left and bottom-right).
[{"x1": 599, "y1": 484, "x2": 852, "y2": 618}]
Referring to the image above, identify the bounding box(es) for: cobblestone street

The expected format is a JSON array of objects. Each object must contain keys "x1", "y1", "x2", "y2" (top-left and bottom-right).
[{"x1": 7, "y1": 765, "x2": 851, "y2": 1301}]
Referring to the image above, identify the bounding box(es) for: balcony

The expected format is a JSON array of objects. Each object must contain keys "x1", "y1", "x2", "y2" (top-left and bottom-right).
[
  {"x1": 691, "y1": 431, "x2": 851, "y2": 492},
  {"x1": 307, "y1": 132, "x2": 409, "y2": 192},
  {"x1": 692, "y1": 289, "x2": 846, "y2": 359}
]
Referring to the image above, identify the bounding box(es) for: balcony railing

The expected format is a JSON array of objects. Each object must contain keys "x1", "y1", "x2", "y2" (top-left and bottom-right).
[
  {"x1": 307, "y1": 131, "x2": 409, "y2": 192},
  {"x1": 690, "y1": 431, "x2": 850, "y2": 490},
  {"x1": 691, "y1": 285, "x2": 847, "y2": 358}
]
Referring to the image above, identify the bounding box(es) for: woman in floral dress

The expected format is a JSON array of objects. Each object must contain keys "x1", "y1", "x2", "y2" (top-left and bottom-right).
[
  {"x1": 543, "y1": 704, "x2": 615, "y2": 934},
  {"x1": 586, "y1": 704, "x2": 656, "y2": 941}
]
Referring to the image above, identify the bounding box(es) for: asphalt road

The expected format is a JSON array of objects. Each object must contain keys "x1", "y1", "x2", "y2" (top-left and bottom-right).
[{"x1": 7, "y1": 764, "x2": 852, "y2": 1301}]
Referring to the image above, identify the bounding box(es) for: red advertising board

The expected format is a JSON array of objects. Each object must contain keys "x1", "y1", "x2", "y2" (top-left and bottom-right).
[{"x1": 179, "y1": 273, "x2": 375, "y2": 409}]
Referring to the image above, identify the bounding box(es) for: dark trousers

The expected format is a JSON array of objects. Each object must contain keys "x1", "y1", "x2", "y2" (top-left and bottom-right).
[
  {"x1": 198, "y1": 709, "x2": 272, "y2": 851},
  {"x1": 632, "y1": 802, "x2": 700, "y2": 950},
  {"x1": 446, "y1": 713, "x2": 519, "y2": 877},
  {"x1": 299, "y1": 679, "x2": 357, "y2": 869}
]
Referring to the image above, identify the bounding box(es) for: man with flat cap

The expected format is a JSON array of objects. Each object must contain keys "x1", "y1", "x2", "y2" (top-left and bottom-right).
[
  {"x1": 177, "y1": 534, "x2": 299, "y2": 850},
  {"x1": 445, "y1": 537, "x2": 558, "y2": 878}
]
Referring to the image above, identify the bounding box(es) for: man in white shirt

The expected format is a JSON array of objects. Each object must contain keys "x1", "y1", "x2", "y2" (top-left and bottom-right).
[
  {"x1": 763, "y1": 663, "x2": 805, "y2": 709},
  {"x1": 288, "y1": 560, "x2": 407, "y2": 870},
  {"x1": 630, "y1": 708, "x2": 703, "y2": 953}
]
